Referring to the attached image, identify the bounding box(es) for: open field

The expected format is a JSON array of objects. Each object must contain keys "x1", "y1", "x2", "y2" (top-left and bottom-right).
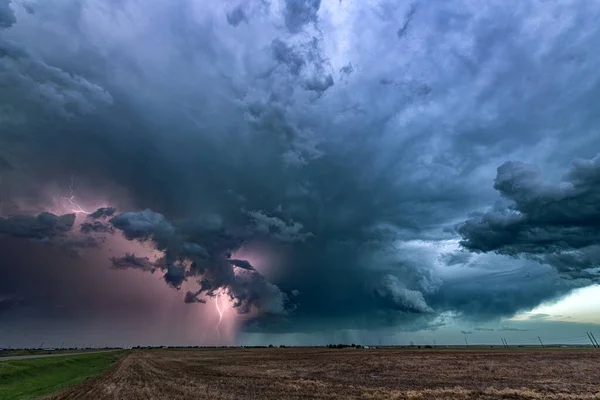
[
  {"x1": 41, "y1": 348, "x2": 600, "y2": 399},
  {"x1": 0, "y1": 351, "x2": 124, "y2": 400}
]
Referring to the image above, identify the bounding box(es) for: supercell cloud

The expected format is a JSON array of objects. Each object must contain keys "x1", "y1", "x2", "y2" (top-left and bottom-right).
[{"x1": 2, "y1": 0, "x2": 600, "y2": 343}]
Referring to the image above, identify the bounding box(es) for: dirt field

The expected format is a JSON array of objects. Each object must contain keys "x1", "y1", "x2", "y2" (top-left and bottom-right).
[{"x1": 44, "y1": 348, "x2": 600, "y2": 399}]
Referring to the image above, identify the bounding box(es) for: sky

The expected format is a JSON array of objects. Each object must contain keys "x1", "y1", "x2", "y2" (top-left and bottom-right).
[{"x1": 1, "y1": 0, "x2": 600, "y2": 348}]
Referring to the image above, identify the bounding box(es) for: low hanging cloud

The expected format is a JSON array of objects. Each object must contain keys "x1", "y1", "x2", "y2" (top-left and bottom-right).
[
  {"x1": 459, "y1": 156, "x2": 600, "y2": 281},
  {"x1": 498, "y1": 327, "x2": 528, "y2": 332},
  {"x1": 111, "y1": 253, "x2": 156, "y2": 273},
  {"x1": 106, "y1": 208, "x2": 297, "y2": 315},
  {"x1": 0, "y1": 212, "x2": 75, "y2": 240}
]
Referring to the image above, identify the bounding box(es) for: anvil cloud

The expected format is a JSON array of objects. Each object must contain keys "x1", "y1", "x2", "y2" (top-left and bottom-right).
[{"x1": 2, "y1": 0, "x2": 600, "y2": 344}]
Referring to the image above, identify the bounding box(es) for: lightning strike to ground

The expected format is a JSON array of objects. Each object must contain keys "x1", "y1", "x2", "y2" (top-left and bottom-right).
[
  {"x1": 215, "y1": 294, "x2": 224, "y2": 343},
  {"x1": 61, "y1": 175, "x2": 89, "y2": 214}
]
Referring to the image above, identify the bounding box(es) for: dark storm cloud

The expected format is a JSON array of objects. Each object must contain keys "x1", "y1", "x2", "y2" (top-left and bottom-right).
[
  {"x1": 474, "y1": 327, "x2": 494, "y2": 332},
  {"x1": 0, "y1": 38, "x2": 112, "y2": 118},
  {"x1": 106, "y1": 209, "x2": 294, "y2": 314},
  {"x1": 229, "y1": 259, "x2": 255, "y2": 271},
  {"x1": 89, "y1": 207, "x2": 116, "y2": 219},
  {"x1": 0, "y1": 0, "x2": 15, "y2": 29},
  {"x1": 109, "y1": 210, "x2": 176, "y2": 249},
  {"x1": 459, "y1": 156, "x2": 600, "y2": 280},
  {"x1": 461, "y1": 330, "x2": 472, "y2": 335},
  {"x1": 80, "y1": 221, "x2": 114, "y2": 234},
  {"x1": 246, "y1": 210, "x2": 312, "y2": 242},
  {"x1": 2, "y1": 0, "x2": 600, "y2": 338},
  {"x1": 226, "y1": 5, "x2": 247, "y2": 27},
  {"x1": 498, "y1": 327, "x2": 528, "y2": 332},
  {"x1": 374, "y1": 274, "x2": 433, "y2": 313},
  {"x1": 269, "y1": 36, "x2": 333, "y2": 96},
  {"x1": 271, "y1": 39, "x2": 305, "y2": 76},
  {"x1": 430, "y1": 252, "x2": 576, "y2": 321},
  {"x1": 111, "y1": 253, "x2": 156, "y2": 273},
  {"x1": 184, "y1": 290, "x2": 206, "y2": 304},
  {"x1": 0, "y1": 212, "x2": 75, "y2": 239},
  {"x1": 283, "y1": 0, "x2": 320, "y2": 33},
  {"x1": 397, "y1": 3, "x2": 417, "y2": 38}
]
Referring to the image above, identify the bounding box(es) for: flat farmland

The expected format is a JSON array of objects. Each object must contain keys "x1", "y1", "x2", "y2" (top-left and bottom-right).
[{"x1": 44, "y1": 348, "x2": 600, "y2": 400}]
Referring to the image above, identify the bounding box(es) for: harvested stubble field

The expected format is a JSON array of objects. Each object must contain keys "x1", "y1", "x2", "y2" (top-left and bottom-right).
[{"x1": 44, "y1": 348, "x2": 600, "y2": 400}]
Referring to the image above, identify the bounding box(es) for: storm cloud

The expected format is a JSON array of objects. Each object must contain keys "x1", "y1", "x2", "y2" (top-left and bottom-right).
[
  {"x1": 2, "y1": 0, "x2": 600, "y2": 343},
  {"x1": 459, "y1": 157, "x2": 600, "y2": 281},
  {"x1": 0, "y1": 0, "x2": 15, "y2": 29}
]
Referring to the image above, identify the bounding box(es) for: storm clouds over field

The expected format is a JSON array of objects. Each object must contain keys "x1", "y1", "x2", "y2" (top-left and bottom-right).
[{"x1": 1, "y1": 0, "x2": 600, "y2": 345}]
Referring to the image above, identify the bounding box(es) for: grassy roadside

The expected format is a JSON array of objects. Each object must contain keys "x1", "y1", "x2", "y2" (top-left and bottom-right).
[
  {"x1": 0, "y1": 351, "x2": 124, "y2": 400},
  {"x1": 0, "y1": 349, "x2": 111, "y2": 358}
]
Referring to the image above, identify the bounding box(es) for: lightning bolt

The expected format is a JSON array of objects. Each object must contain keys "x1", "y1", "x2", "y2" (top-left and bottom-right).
[
  {"x1": 215, "y1": 294, "x2": 224, "y2": 343},
  {"x1": 61, "y1": 175, "x2": 89, "y2": 214}
]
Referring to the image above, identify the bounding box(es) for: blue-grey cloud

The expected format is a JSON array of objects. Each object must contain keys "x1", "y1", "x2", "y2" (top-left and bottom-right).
[
  {"x1": 283, "y1": 0, "x2": 320, "y2": 33},
  {"x1": 498, "y1": 327, "x2": 528, "y2": 332},
  {"x1": 0, "y1": 0, "x2": 15, "y2": 29},
  {"x1": 459, "y1": 156, "x2": 600, "y2": 281},
  {"x1": 111, "y1": 253, "x2": 156, "y2": 273},
  {"x1": 226, "y1": 4, "x2": 247, "y2": 27},
  {"x1": 1, "y1": 0, "x2": 600, "y2": 340},
  {"x1": 0, "y1": 212, "x2": 75, "y2": 239}
]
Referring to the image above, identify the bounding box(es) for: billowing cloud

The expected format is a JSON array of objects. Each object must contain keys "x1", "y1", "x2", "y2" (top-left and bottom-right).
[
  {"x1": 1, "y1": 0, "x2": 600, "y2": 344},
  {"x1": 459, "y1": 156, "x2": 600, "y2": 281},
  {"x1": 0, "y1": 212, "x2": 75, "y2": 239},
  {"x1": 283, "y1": 0, "x2": 320, "y2": 33},
  {"x1": 111, "y1": 253, "x2": 156, "y2": 273},
  {"x1": 375, "y1": 274, "x2": 433, "y2": 313},
  {"x1": 226, "y1": 4, "x2": 247, "y2": 27},
  {"x1": 0, "y1": 0, "x2": 16, "y2": 29},
  {"x1": 106, "y1": 209, "x2": 292, "y2": 314}
]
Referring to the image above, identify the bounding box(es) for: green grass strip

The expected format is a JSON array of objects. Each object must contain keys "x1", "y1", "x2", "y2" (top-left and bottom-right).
[{"x1": 0, "y1": 352, "x2": 122, "y2": 400}]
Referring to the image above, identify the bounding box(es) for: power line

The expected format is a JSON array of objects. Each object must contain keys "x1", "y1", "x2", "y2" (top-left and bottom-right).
[{"x1": 589, "y1": 332, "x2": 599, "y2": 348}]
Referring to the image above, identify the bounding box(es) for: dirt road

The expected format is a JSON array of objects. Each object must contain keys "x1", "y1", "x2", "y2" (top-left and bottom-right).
[
  {"x1": 0, "y1": 350, "x2": 120, "y2": 362},
  {"x1": 44, "y1": 348, "x2": 600, "y2": 399}
]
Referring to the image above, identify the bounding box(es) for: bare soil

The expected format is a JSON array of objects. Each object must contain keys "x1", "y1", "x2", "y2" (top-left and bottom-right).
[{"x1": 44, "y1": 348, "x2": 600, "y2": 399}]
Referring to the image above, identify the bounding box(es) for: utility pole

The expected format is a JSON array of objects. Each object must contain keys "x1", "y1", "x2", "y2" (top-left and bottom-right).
[
  {"x1": 590, "y1": 332, "x2": 599, "y2": 348},
  {"x1": 537, "y1": 336, "x2": 545, "y2": 348},
  {"x1": 588, "y1": 332, "x2": 599, "y2": 348},
  {"x1": 586, "y1": 332, "x2": 597, "y2": 348}
]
